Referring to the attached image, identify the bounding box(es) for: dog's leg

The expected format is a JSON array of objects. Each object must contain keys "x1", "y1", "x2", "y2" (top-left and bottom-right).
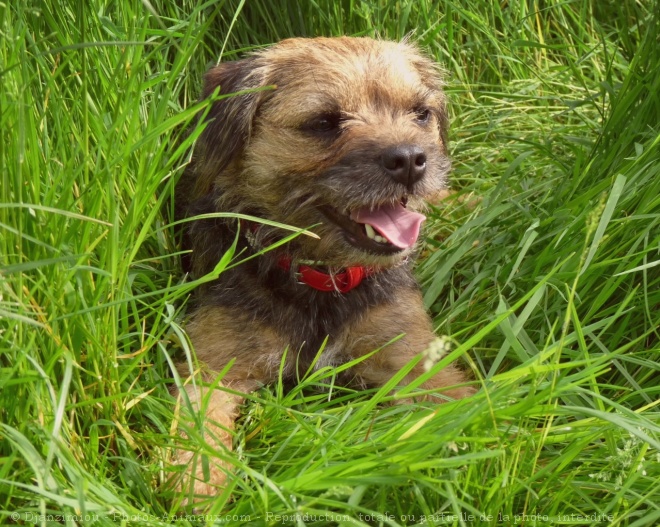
[
  {"x1": 172, "y1": 378, "x2": 257, "y2": 501},
  {"x1": 342, "y1": 288, "x2": 475, "y2": 400},
  {"x1": 171, "y1": 306, "x2": 285, "y2": 501}
]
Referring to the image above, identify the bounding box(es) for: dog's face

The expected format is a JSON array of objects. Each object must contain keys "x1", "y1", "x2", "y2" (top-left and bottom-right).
[{"x1": 192, "y1": 37, "x2": 450, "y2": 268}]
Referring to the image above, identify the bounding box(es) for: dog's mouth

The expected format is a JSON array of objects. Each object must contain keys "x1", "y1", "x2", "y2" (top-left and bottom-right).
[{"x1": 319, "y1": 199, "x2": 426, "y2": 255}]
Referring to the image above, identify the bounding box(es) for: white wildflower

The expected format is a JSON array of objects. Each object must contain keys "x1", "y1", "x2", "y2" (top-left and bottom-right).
[{"x1": 423, "y1": 336, "x2": 453, "y2": 371}]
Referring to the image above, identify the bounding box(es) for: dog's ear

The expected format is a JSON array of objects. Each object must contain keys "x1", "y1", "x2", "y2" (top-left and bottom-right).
[{"x1": 192, "y1": 57, "x2": 270, "y2": 196}]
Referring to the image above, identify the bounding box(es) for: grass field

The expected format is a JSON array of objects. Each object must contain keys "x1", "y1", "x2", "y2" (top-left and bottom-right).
[{"x1": 1, "y1": 1, "x2": 659, "y2": 526}]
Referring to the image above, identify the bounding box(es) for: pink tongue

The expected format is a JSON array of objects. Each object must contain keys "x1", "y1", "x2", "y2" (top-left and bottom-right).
[{"x1": 350, "y1": 203, "x2": 426, "y2": 249}]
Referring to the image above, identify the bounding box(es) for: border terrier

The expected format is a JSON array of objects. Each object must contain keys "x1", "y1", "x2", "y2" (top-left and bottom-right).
[{"x1": 173, "y1": 36, "x2": 474, "y2": 499}]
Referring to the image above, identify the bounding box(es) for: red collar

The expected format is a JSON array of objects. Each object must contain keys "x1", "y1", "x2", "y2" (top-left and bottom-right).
[
  {"x1": 278, "y1": 256, "x2": 374, "y2": 293},
  {"x1": 240, "y1": 219, "x2": 376, "y2": 293}
]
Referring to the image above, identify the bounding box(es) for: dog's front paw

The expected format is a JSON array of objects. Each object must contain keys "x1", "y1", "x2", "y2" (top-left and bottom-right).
[
  {"x1": 168, "y1": 384, "x2": 241, "y2": 506},
  {"x1": 171, "y1": 440, "x2": 232, "y2": 504}
]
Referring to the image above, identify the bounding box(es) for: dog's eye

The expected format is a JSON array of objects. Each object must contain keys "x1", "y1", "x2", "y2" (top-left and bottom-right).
[
  {"x1": 305, "y1": 113, "x2": 342, "y2": 134},
  {"x1": 414, "y1": 108, "x2": 431, "y2": 124}
]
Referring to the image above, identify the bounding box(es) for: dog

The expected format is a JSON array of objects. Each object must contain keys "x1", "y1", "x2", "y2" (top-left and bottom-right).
[{"x1": 172, "y1": 36, "x2": 474, "y2": 501}]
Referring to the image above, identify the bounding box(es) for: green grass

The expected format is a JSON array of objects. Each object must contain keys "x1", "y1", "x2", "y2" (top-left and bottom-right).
[{"x1": 1, "y1": 1, "x2": 659, "y2": 526}]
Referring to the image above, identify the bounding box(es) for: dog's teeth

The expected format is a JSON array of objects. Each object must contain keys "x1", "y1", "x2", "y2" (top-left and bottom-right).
[{"x1": 364, "y1": 224, "x2": 388, "y2": 244}]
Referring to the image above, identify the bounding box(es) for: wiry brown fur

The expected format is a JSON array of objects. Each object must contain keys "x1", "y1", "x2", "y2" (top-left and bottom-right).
[{"x1": 172, "y1": 37, "x2": 473, "y2": 502}]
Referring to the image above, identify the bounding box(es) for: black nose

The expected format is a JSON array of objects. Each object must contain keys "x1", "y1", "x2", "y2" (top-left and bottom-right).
[{"x1": 381, "y1": 145, "x2": 427, "y2": 188}]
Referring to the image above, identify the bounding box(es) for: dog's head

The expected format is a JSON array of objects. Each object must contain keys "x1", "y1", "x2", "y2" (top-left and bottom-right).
[{"x1": 190, "y1": 37, "x2": 451, "y2": 268}]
